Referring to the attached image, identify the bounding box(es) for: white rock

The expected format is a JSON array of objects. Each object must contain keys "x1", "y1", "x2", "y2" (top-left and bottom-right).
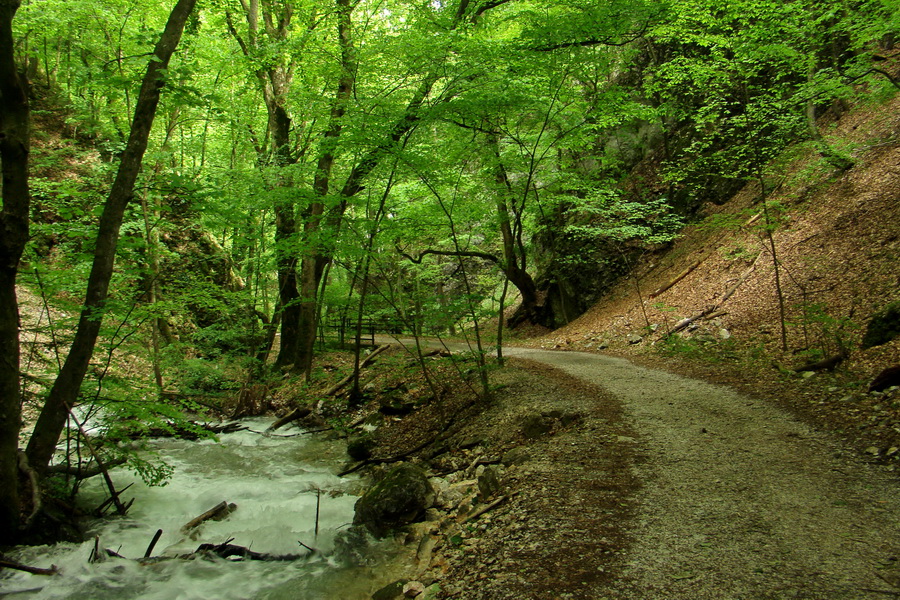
[{"x1": 403, "y1": 581, "x2": 425, "y2": 597}]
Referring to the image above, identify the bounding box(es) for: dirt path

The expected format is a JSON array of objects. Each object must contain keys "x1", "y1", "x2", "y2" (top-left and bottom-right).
[{"x1": 496, "y1": 347, "x2": 900, "y2": 599}]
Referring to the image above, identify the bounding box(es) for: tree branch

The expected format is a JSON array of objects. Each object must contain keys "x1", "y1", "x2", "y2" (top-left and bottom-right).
[{"x1": 397, "y1": 248, "x2": 501, "y2": 265}]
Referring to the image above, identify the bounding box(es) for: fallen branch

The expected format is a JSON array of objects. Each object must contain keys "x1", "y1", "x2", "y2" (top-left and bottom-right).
[
  {"x1": 461, "y1": 495, "x2": 507, "y2": 523},
  {"x1": 94, "y1": 483, "x2": 134, "y2": 517},
  {"x1": 67, "y1": 407, "x2": 130, "y2": 516},
  {"x1": 324, "y1": 344, "x2": 391, "y2": 397},
  {"x1": 46, "y1": 457, "x2": 127, "y2": 479},
  {"x1": 339, "y1": 436, "x2": 436, "y2": 477},
  {"x1": 17, "y1": 450, "x2": 42, "y2": 530},
  {"x1": 648, "y1": 259, "x2": 702, "y2": 299},
  {"x1": 181, "y1": 501, "x2": 236, "y2": 533},
  {"x1": 266, "y1": 407, "x2": 312, "y2": 432},
  {"x1": 0, "y1": 557, "x2": 59, "y2": 576},
  {"x1": 666, "y1": 254, "x2": 761, "y2": 337}
]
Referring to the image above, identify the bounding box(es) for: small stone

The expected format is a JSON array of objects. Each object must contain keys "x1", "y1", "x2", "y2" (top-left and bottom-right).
[
  {"x1": 521, "y1": 414, "x2": 552, "y2": 439},
  {"x1": 501, "y1": 447, "x2": 529, "y2": 466},
  {"x1": 458, "y1": 436, "x2": 487, "y2": 450},
  {"x1": 718, "y1": 328, "x2": 731, "y2": 340},
  {"x1": 626, "y1": 334, "x2": 643, "y2": 344},
  {"x1": 403, "y1": 581, "x2": 425, "y2": 598},
  {"x1": 372, "y1": 580, "x2": 408, "y2": 600},
  {"x1": 477, "y1": 466, "x2": 501, "y2": 499}
]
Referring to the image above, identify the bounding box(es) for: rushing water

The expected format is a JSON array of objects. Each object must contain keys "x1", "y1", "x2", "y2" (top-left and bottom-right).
[{"x1": 2, "y1": 419, "x2": 400, "y2": 600}]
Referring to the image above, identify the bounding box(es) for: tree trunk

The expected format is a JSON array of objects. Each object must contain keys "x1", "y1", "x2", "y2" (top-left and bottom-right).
[
  {"x1": 0, "y1": 0, "x2": 30, "y2": 543},
  {"x1": 292, "y1": 0, "x2": 356, "y2": 376},
  {"x1": 25, "y1": 0, "x2": 199, "y2": 474},
  {"x1": 487, "y1": 132, "x2": 544, "y2": 327}
]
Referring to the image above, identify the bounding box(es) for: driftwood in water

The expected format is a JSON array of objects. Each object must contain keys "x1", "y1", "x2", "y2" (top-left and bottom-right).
[
  {"x1": 266, "y1": 407, "x2": 312, "y2": 432},
  {"x1": 144, "y1": 529, "x2": 164, "y2": 558},
  {"x1": 325, "y1": 344, "x2": 390, "y2": 397},
  {"x1": 181, "y1": 501, "x2": 236, "y2": 533},
  {"x1": 0, "y1": 557, "x2": 59, "y2": 576},
  {"x1": 137, "y1": 539, "x2": 307, "y2": 564},
  {"x1": 192, "y1": 541, "x2": 303, "y2": 561}
]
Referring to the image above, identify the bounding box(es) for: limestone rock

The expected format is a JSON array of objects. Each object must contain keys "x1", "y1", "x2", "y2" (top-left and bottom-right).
[
  {"x1": 354, "y1": 464, "x2": 435, "y2": 538},
  {"x1": 403, "y1": 581, "x2": 425, "y2": 597},
  {"x1": 477, "y1": 465, "x2": 501, "y2": 499}
]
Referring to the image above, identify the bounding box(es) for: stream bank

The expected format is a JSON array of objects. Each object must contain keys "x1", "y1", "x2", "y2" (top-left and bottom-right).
[{"x1": 357, "y1": 347, "x2": 900, "y2": 599}]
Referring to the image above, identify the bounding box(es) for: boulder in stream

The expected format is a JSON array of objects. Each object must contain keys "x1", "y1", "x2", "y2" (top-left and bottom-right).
[{"x1": 354, "y1": 463, "x2": 435, "y2": 538}]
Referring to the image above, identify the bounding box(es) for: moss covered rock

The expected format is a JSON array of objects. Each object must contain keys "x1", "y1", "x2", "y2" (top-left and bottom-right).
[
  {"x1": 353, "y1": 463, "x2": 434, "y2": 538},
  {"x1": 862, "y1": 302, "x2": 900, "y2": 349}
]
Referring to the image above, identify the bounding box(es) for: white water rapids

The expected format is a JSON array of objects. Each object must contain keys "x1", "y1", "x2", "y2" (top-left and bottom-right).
[{"x1": 2, "y1": 419, "x2": 399, "y2": 599}]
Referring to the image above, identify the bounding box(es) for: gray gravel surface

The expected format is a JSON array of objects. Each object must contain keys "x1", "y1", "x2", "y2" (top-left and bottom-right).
[{"x1": 501, "y1": 347, "x2": 900, "y2": 599}]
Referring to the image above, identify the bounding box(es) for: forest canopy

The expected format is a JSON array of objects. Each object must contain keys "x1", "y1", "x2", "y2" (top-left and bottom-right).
[{"x1": 0, "y1": 0, "x2": 897, "y2": 543}]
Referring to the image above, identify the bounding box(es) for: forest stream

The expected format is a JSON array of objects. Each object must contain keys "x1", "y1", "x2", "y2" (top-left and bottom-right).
[{"x1": 2, "y1": 420, "x2": 402, "y2": 600}]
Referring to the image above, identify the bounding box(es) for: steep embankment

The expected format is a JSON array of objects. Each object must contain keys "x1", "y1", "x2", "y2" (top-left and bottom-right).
[{"x1": 524, "y1": 87, "x2": 900, "y2": 457}]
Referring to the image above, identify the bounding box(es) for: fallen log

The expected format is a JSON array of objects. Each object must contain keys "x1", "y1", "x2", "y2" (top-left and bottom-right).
[
  {"x1": 192, "y1": 541, "x2": 303, "y2": 562},
  {"x1": 181, "y1": 501, "x2": 237, "y2": 533},
  {"x1": 870, "y1": 365, "x2": 900, "y2": 392},
  {"x1": 421, "y1": 348, "x2": 451, "y2": 358},
  {"x1": 128, "y1": 421, "x2": 246, "y2": 440},
  {"x1": 325, "y1": 344, "x2": 391, "y2": 397},
  {"x1": 266, "y1": 407, "x2": 312, "y2": 432},
  {"x1": 0, "y1": 557, "x2": 59, "y2": 576},
  {"x1": 666, "y1": 253, "x2": 761, "y2": 337},
  {"x1": 648, "y1": 259, "x2": 703, "y2": 299},
  {"x1": 46, "y1": 457, "x2": 127, "y2": 479},
  {"x1": 795, "y1": 353, "x2": 847, "y2": 373}
]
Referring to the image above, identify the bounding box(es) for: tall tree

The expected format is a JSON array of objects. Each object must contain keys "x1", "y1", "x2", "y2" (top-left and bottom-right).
[
  {"x1": 25, "y1": 0, "x2": 199, "y2": 476},
  {"x1": 0, "y1": 0, "x2": 30, "y2": 544}
]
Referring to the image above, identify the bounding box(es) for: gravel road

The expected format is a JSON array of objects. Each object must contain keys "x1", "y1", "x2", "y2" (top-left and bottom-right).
[{"x1": 501, "y1": 347, "x2": 900, "y2": 599}]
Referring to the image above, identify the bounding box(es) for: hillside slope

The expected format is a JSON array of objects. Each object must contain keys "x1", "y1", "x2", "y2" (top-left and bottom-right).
[{"x1": 526, "y1": 86, "x2": 900, "y2": 456}]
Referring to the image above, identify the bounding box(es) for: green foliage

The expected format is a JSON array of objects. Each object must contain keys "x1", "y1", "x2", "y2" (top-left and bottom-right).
[
  {"x1": 789, "y1": 302, "x2": 858, "y2": 357},
  {"x1": 658, "y1": 333, "x2": 740, "y2": 364},
  {"x1": 559, "y1": 186, "x2": 684, "y2": 250}
]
